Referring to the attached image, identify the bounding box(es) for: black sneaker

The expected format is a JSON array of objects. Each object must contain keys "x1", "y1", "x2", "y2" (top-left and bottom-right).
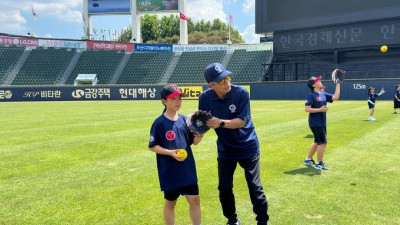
[
  {"x1": 227, "y1": 220, "x2": 241, "y2": 225},
  {"x1": 314, "y1": 161, "x2": 330, "y2": 170},
  {"x1": 304, "y1": 159, "x2": 315, "y2": 165}
]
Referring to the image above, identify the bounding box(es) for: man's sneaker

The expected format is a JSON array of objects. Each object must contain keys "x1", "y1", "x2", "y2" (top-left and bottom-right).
[
  {"x1": 304, "y1": 159, "x2": 315, "y2": 165},
  {"x1": 314, "y1": 161, "x2": 330, "y2": 170},
  {"x1": 368, "y1": 117, "x2": 376, "y2": 121},
  {"x1": 226, "y1": 220, "x2": 241, "y2": 225}
]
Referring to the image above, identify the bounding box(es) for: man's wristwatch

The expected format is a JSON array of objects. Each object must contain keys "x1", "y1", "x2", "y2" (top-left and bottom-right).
[{"x1": 220, "y1": 119, "x2": 225, "y2": 127}]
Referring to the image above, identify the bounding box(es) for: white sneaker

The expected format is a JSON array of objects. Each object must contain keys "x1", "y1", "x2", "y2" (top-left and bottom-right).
[
  {"x1": 314, "y1": 161, "x2": 330, "y2": 170},
  {"x1": 368, "y1": 117, "x2": 376, "y2": 121}
]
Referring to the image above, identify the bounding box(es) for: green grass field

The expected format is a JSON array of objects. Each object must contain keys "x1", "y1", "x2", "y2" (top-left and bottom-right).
[{"x1": 1, "y1": 100, "x2": 399, "y2": 225}]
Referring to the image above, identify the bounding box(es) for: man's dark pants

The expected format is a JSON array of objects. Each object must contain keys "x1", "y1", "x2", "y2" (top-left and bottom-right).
[{"x1": 218, "y1": 154, "x2": 269, "y2": 224}]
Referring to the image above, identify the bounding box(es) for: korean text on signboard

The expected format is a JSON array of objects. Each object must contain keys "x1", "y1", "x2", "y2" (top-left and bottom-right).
[
  {"x1": 274, "y1": 18, "x2": 400, "y2": 53},
  {"x1": 0, "y1": 86, "x2": 161, "y2": 102}
]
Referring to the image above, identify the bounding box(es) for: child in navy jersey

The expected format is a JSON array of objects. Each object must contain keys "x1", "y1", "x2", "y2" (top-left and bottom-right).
[
  {"x1": 149, "y1": 84, "x2": 203, "y2": 225},
  {"x1": 393, "y1": 84, "x2": 400, "y2": 114},
  {"x1": 304, "y1": 75, "x2": 341, "y2": 170},
  {"x1": 367, "y1": 87, "x2": 385, "y2": 121}
]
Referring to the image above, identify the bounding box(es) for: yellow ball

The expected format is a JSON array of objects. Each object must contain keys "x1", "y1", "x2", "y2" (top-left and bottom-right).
[
  {"x1": 381, "y1": 45, "x2": 388, "y2": 52},
  {"x1": 177, "y1": 149, "x2": 187, "y2": 160}
]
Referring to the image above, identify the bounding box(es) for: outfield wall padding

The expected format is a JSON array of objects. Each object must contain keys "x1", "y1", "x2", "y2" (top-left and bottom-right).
[{"x1": 0, "y1": 80, "x2": 399, "y2": 102}]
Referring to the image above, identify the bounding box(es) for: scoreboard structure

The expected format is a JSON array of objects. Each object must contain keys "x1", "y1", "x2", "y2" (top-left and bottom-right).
[
  {"x1": 255, "y1": 0, "x2": 400, "y2": 53},
  {"x1": 82, "y1": 0, "x2": 188, "y2": 44}
]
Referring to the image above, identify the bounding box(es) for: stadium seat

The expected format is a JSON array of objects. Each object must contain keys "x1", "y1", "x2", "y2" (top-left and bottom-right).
[
  {"x1": 12, "y1": 47, "x2": 75, "y2": 85},
  {"x1": 0, "y1": 45, "x2": 25, "y2": 84},
  {"x1": 117, "y1": 52, "x2": 173, "y2": 84},
  {"x1": 66, "y1": 50, "x2": 125, "y2": 85}
]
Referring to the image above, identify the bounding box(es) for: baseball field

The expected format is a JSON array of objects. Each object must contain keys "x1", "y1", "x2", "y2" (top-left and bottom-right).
[{"x1": 1, "y1": 100, "x2": 399, "y2": 224}]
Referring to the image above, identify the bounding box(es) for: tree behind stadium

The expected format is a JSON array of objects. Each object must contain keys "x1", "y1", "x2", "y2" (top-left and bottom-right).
[{"x1": 117, "y1": 14, "x2": 244, "y2": 44}]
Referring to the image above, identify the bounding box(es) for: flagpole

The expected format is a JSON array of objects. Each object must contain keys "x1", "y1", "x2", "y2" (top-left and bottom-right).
[
  {"x1": 30, "y1": 16, "x2": 34, "y2": 36},
  {"x1": 228, "y1": 0, "x2": 231, "y2": 44},
  {"x1": 31, "y1": 4, "x2": 37, "y2": 36},
  {"x1": 228, "y1": 21, "x2": 231, "y2": 43}
]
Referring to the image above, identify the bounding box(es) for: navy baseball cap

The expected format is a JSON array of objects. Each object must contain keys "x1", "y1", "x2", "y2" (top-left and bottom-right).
[
  {"x1": 160, "y1": 84, "x2": 187, "y2": 99},
  {"x1": 307, "y1": 76, "x2": 321, "y2": 90},
  {"x1": 204, "y1": 63, "x2": 232, "y2": 83}
]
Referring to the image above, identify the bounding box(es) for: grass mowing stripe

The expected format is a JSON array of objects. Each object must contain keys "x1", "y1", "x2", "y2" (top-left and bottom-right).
[
  {"x1": 1, "y1": 100, "x2": 399, "y2": 225},
  {"x1": 262, "y1": 101, "x2": 399, "y2": 224}
]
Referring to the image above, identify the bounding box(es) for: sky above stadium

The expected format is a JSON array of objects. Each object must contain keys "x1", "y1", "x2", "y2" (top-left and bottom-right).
[{"x1": 0, "y1": 0, "x2": 260, "y2": 43}]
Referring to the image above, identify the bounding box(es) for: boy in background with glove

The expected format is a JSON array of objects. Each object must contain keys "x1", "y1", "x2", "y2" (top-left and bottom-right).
[
  {"x1": 304, "y1": 69, "x2": 343, "y2": 170},
  {"x1": 149, "y1": 84, "x2": 203, "y2": 225}
]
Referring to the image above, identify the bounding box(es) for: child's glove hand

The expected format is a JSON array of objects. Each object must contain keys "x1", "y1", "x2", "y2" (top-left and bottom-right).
[{"x1": 332, "y1": 69, "x2": 345, "y2": 83}]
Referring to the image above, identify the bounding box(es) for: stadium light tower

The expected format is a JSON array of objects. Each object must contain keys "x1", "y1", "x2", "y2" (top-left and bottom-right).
[
  {"x1": 82, "y1": 0, "x2": 91, "y2": 40},
  {"x1": 179, "y1": 0, "x2": 188, "y2": 44},
  {"x1": 130, "y1": 0, "x2": 140, "y2": 43}
]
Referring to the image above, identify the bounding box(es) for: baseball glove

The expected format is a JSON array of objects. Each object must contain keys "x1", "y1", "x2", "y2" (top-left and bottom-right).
[
  {"x1": 331, "y1": 69, "x2": 345, "y2": 83},
  {"x1": 186, "y1": 110, "x2": 212, "y2": 134}
]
